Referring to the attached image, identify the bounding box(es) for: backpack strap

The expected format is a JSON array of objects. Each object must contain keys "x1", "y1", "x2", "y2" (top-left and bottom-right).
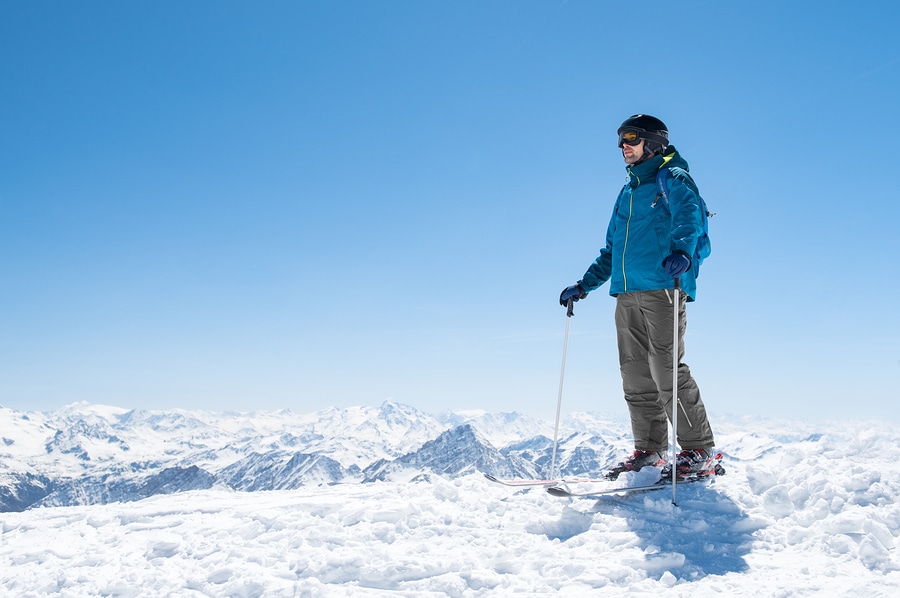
[
  {"x1": 655, "y1": 165, "x2": 714, "y2": 267},
  {"x1": 654, "y1": 167, "x2": 671, "y2": 211},
  {"x1": 655, "y1": 165, "x2": 700, "y2": 213}
]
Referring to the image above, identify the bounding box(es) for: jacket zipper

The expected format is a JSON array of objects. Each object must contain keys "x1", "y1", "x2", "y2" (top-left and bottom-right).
[{"x1": 622, "y1": 170, "x2": 640, "y2": 293}]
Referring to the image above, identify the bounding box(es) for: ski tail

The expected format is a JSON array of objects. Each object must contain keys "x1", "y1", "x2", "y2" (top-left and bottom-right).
[{"x1": 713, "y1": 451, "x2": 726, "y2": 476}]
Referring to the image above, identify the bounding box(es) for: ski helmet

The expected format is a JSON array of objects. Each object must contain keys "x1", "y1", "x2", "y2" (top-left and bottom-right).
[{"x1": 617, "y1": 114, "x2": 669, "y2": 155}]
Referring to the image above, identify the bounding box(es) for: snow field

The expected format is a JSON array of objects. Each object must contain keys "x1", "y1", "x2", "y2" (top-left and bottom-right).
[{"x1": 2, "y1": 418, "x2": 899, "y2": 596}]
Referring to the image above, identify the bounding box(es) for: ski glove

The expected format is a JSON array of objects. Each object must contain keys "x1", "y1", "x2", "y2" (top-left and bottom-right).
[
  {"x1": 559, "y1": 284, "x2": 587, "y2": 306},
  {"x1": 662, "y1": 251, "x2": 692, "y2": 277}
]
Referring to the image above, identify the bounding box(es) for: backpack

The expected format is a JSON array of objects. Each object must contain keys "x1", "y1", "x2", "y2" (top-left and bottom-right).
[{"x1": 655, "y1": 166, "x2": 713, "y2": 267}]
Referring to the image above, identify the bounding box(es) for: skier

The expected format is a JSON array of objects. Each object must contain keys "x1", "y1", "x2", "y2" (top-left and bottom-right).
[{"x1": 559, "y1": 114, "x2": 717, "y2": 481}]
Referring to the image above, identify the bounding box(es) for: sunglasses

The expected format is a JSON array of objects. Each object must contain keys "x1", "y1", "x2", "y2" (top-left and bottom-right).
[{"x1": 618, "y1": 129, "x2": 643, "y2": 147}]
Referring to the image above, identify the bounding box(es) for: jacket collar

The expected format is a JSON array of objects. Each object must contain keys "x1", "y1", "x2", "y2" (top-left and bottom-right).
[
  {"x1": 625, "y1": 146, "x2": 689, "y2": 187},
  {"x1": 626, "y1": 152, "x2": 665, "y2": 186}
]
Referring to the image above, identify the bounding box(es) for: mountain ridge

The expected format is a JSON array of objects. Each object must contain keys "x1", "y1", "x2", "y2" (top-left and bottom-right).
[{"x1": 0, "y1": 401, "x2": 631, "y2": 512}]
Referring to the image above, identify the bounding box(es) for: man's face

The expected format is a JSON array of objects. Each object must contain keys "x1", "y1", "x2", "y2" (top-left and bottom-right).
[{"x1": 622, "y1": 139, "x2": 645, "y2": 164}]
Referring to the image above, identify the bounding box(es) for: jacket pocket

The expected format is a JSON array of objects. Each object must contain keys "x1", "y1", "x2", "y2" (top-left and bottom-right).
[{"x1": 654, "y1": 227, "x2": 670, "y2": 262}]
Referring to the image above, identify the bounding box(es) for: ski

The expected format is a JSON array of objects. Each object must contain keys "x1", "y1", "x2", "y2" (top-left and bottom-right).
[
  {"x1": 488, "y1": 455, "x2": 725, "y2": 492},
  {"x1": 483, "y1": 474, "x2": 558, "y2": 487},
  {"x1": 547, "y1": 475, "x2": 716, "y2": 498},
  {"x1": 546, "y1": 482, "x2": 671, "y2": 498},
  {"x1": 483, "y1": 473, "x2": 612, "y2": 487},
  {"x1": 547, "y1": 462, "x2": 725, "y2": 498}
]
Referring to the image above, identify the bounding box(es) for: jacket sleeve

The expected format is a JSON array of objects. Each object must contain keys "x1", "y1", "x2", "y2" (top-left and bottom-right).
[
  {"x1": 577, "y1": 200, "x2": 617, "y2": 293},
  {"x1": 668, "y1": 173, "x2": 704, "y2": 259}
]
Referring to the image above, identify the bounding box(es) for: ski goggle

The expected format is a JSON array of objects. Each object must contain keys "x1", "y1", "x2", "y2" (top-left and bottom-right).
[{"x1": 617, "y1": 129, "x2": 643, "y2": 147}]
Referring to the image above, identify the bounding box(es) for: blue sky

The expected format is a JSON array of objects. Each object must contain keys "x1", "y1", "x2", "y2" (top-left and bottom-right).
[{"x1": 2, "y1": 1, "x2": 899, "y2": 422}]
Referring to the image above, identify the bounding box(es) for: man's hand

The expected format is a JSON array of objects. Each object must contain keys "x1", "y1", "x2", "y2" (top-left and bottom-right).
[
  {"x1": 559, "y1": 284, "x2": 587, "y2": 306},
  {"x1": 662, "y1": 252, "x2": 692, "y2": 277}
]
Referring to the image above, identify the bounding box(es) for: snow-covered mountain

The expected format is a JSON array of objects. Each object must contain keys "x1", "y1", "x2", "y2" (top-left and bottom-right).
[
  {"x1": 3, "y1": 410, "x2": 898, "y2": 596},
  {"x1": 0, "y1": 401, "x2": 632, "y2": 512},
  {"x1": 363, "y1": 423, "x2": 540, "y2": 483}
]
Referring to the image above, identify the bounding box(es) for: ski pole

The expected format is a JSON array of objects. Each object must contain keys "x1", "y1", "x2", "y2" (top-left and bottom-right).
[
  {"x1": 671, "y1": 278, "x2": 680, "y2": 505},
  {"x1": 549, "y1": 297, "x2": 574, "y2": 481}
]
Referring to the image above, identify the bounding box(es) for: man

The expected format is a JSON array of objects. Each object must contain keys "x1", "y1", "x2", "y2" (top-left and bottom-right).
[{"x1": 559, "y1": 114, "x2": 717, "y2": 481}]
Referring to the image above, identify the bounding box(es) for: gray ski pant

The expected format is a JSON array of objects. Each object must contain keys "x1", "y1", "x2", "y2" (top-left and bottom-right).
[{"x1": 614, "y1": 289, "x2": 715, "y2": 452}]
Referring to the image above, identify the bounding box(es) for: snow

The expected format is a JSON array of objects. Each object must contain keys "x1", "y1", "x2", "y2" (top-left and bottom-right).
[{"x1": 2, "y1": 413, "x2": 899, "y2": 596}]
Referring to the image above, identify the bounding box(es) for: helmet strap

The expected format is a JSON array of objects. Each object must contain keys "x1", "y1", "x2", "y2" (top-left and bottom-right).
[{"x1": 633, "y1": 148, "x2": 657, "y2": 165}]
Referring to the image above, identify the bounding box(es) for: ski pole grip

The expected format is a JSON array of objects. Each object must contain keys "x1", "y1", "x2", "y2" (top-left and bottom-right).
[
  {"x1": 566, "y1": 297, "x2": 575, "y2": 318},
  {"x1": 674, "y1": 277, "x2": 681, "y2": 291}
]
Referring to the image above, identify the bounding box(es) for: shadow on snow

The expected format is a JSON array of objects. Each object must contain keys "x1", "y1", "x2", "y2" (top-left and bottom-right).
[{"x1": 547, "y1": 483, "x2": 752, "y2": 580}]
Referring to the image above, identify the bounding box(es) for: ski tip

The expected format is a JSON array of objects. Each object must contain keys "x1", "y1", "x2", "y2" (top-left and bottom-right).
[
  {"x1": 546, "y1": 486, "x2": 571, "y2": 497},
  {"x1": 483, "y1": 473, "x2": 499, "y2": 483}
]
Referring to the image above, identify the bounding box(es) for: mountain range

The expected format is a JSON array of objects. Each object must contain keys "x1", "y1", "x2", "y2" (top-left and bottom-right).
[{"x1": 0, "y1": 401, "x2": 633, "y2": 512}]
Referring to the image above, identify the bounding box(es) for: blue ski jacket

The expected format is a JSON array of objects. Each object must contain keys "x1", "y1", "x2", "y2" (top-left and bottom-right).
[{"x1": 578, "y1": 146, "x2": 705, "y2": 301}]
